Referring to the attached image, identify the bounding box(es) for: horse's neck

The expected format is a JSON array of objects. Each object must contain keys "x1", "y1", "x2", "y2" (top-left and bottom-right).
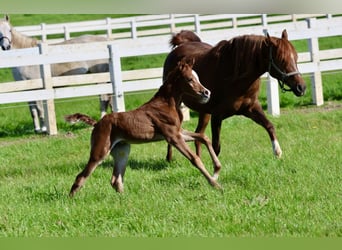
[
  {"x1": 11, "y1": 28, "x2": 39, "y2": 49},
  {"x1": 152, "y1": 84, "x2": 182, "y2": 109},
  {"x1": 221, "y1": 36, "x2": 269, "y2": 80}
]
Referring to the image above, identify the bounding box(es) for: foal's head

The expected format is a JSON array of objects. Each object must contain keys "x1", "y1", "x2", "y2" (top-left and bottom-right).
[
  {"x1": 166, "y1": 58, "x2": 210, "y2": 104},
  {"x1": 267, "y1": 29, "x2": 306, "y2": 96},
  {"x1": 0, "y1": 15, "x2": 11, "y2": 50}
]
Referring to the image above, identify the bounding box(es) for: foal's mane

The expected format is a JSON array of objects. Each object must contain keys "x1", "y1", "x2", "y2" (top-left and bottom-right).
[{"x1": 209, "y1": 34, "x2": 269, "y2": 81}]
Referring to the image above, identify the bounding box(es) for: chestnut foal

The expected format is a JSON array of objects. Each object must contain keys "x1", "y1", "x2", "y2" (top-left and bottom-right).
[{"x1": 66, "y1": 59, "x2": 221, "y2": 196}]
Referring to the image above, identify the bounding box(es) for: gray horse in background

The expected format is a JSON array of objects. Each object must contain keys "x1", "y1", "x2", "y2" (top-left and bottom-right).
[{"x1": 0, "y1": 15, "x2": 113, "y2": 133}]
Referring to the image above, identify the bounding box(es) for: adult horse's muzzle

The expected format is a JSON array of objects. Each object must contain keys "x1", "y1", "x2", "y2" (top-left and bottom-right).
[
  {"x1": 293, "y1": 82, "x2": 306, "y2": 97},
  {"x1": 0, "y1": 36, "x2": 11, "y2": 50}
]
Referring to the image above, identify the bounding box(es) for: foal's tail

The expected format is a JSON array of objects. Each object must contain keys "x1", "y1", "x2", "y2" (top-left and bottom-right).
[
  {"x1": 64, "y1": 113, "x2": 97, "y2": 127},
  {"x1": 170, "y1": 30, "x2": 202, "y2": 48}
]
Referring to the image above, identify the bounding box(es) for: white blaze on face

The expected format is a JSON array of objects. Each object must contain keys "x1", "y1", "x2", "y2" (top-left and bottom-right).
[
  {"x1": 192, "y1": 70, "x2": 200, "y2": 83},
  {"x1": 290, "y1": 52, "x2": 299, "y2": 72}
]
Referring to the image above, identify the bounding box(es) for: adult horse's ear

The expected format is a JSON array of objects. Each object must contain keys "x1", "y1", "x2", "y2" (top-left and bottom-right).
[
  {"x1": 281, "y1": 29, "x2": 288, "y2": 40},
  {"x1": 265, "y1": 31, "x2": 272, "y2": 46},
  {"x1": 5, "y1": 14, "x2": 9, "y2": 22}
]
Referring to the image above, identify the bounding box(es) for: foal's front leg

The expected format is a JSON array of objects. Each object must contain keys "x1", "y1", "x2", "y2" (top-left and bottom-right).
[
  {"x1": 170, "y1": 133, "x2": 221, "y2": 189},
  {"x1": 181, "y1": 130, "x2": 221, "y2": 180}
]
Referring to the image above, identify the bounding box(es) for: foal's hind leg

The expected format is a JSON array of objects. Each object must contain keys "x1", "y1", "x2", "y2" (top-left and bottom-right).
[
  {"x1": 110, "y1": 142, "x2": 131, "y2": 193},
  {"x1": 69, "y1": 156, "x2": 105, "y2": 197},
  {"x1": 69, "y1": 128, "x2": 112, "y2": 197},
  {"x1": 243, "y1": 104, "x2": 282, "y2": 158}
]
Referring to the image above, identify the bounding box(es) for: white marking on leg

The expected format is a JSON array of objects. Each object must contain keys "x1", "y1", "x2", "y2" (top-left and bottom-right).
[{"x1": 272, "y1": 140, "x2": 282, "y2": 158}]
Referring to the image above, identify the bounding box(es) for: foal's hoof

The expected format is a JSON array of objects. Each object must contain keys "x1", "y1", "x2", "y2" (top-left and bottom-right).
[
  {"x1": 209, "y1": 179, "x2": 222, "y2": 190},
  {"x1": 111, "y1": 182, "x2": 124, "y2": 193}
]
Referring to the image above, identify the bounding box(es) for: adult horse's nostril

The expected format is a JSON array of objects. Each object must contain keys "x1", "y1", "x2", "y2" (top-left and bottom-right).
[{"x1": 297, "y1": 84, "x2": 306, "y2": 95}]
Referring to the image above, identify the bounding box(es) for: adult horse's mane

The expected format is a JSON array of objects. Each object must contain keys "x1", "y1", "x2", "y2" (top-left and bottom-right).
[{"x1": 210, "y1": 35, "x2": 268, "y2": 82}]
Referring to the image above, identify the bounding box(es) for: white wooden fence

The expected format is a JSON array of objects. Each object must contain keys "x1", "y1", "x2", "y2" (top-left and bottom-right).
[
  {"x1": 0, "y1": 15, "x2": 341, "y2": 135},
  {"x1": 16, "y1": 14, "x2": 335, "y2": 42}
]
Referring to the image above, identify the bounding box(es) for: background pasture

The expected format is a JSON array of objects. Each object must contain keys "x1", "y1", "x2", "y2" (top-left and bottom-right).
[{"x1": 0, "y1": 15, "x2": 341, "y2": 237}]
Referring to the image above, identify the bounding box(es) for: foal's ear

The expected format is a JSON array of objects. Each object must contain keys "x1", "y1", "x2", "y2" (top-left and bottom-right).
[
  {"x1": 178, "y1": 57, "x2": 194, "y2": 69},
  {"x1": 186, "y1": 57, "x2": 195, "y2": 68}
]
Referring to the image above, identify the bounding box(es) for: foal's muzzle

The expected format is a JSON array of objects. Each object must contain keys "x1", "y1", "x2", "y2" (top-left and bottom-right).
[{"x1": 199, "y1": 89, "x2": 211, "y2": 104}]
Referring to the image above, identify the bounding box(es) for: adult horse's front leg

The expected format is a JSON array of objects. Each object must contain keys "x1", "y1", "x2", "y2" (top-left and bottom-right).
[
  {"x1": 243, "y1": 104, "x2": 282, "y2": 158},
  {"x1": 210, "y1": 115, "x2": 223, "y2": 156}
]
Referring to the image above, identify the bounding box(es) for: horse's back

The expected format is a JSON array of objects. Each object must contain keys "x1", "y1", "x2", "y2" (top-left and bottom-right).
[{"x1": 163, "y1": 42, "x2": 212, "y2": 81}]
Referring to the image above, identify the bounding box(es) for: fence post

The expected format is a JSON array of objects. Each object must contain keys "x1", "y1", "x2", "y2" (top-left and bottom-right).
[
  {"x1": 40, "y1": 23, "x2": 47, "y2": 42},
  {"x1": 38, "y1": 43, "x2": 58, "y2": 135},
  {"x1": 131, "y1": 20, "x2": 137, "y2": 39},
  {"x1": 307, "y1": 18, "x2": 324, "y2": 106},
  {"x1": 194, "y1": 14, "x2": 201, "y2": 33},
  {"x1": 108, "y1": 44, "x2": 125, "y2": 112},
  {"x1": 106, "y1": 17, "x2": 112, "y2": 39},
  {"x1": 169, "y1": 14, "x2": 176, "y2": 33},
  {"x1": 263, "y1": 28, "x2": 280, "y2": 116},
  {"x1": 64, "y1": 25, "x2": 70, "y2": 40},
  {"x1": 261, "y1": 14, "x2": 267, "y2": 27},
  {"x1": 266, "y1": 74, "x2": 280, "y2": 116}
]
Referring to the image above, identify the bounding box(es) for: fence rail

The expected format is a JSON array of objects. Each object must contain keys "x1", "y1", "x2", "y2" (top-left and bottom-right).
[
  {"x1": 1, "y1": 15, "x2": 341, "y2": 135},
  {"x1": 16, "y1": 14, "x2": 336, "y2": 42}
]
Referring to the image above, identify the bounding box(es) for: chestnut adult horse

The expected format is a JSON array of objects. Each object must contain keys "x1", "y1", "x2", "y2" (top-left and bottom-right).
[
  {"x1": 164, "y1": 30, "x2": 306, "y2": 161},
  {"x1": 65, "y1": 59, "x2": 221, "y2": 196}
]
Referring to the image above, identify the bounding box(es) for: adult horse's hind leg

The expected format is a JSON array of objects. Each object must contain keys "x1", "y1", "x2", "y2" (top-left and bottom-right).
[
  {"x1": 28, "y1": 101, "x2": 47, "y2": 133},
  {"x1": 243, "y1": 103, "x2": 282, "y2": 158},
  {"x1": 110, "y1": 142, "x2": 131, "y2": 193},
  {"x1": 99, "y1": 93, "x2": 113, "y2": 118}
]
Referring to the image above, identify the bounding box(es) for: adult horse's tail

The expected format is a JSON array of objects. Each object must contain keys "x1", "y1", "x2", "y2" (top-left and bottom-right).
[
  {"x1": 64, "y1": 113, "x2": 97, "y2": 126},
  {"x1": 170, "y1": 30, "x2": 201, "y2": 48}
]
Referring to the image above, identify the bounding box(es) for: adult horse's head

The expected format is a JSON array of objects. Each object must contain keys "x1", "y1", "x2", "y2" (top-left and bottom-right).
[
  {"x1": 0, "y1": 15, "x2": 12, "y2": 50},
  {"x1": 267, "y1": 29, "x2": 306, "y2": 97},
  {"x1": 167, "y1": 58, "x2": 211, "y2": 104}
]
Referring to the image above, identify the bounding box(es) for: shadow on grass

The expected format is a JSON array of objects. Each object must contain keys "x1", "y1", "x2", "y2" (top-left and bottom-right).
[
  {"x1": 101, "y1": 157, "x2": 170, "y2": 172},
  {"x1": 0, "y1": 120, "x2": 91, "y2": 139}
]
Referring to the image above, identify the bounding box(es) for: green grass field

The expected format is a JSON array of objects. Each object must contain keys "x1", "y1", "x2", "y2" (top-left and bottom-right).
[
  {"x1": 0, "y1": 15, "x2": 341, "y2": 237},
  {"x1": 0, "y1": 103, "x2": 341, "y2": 237}
]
